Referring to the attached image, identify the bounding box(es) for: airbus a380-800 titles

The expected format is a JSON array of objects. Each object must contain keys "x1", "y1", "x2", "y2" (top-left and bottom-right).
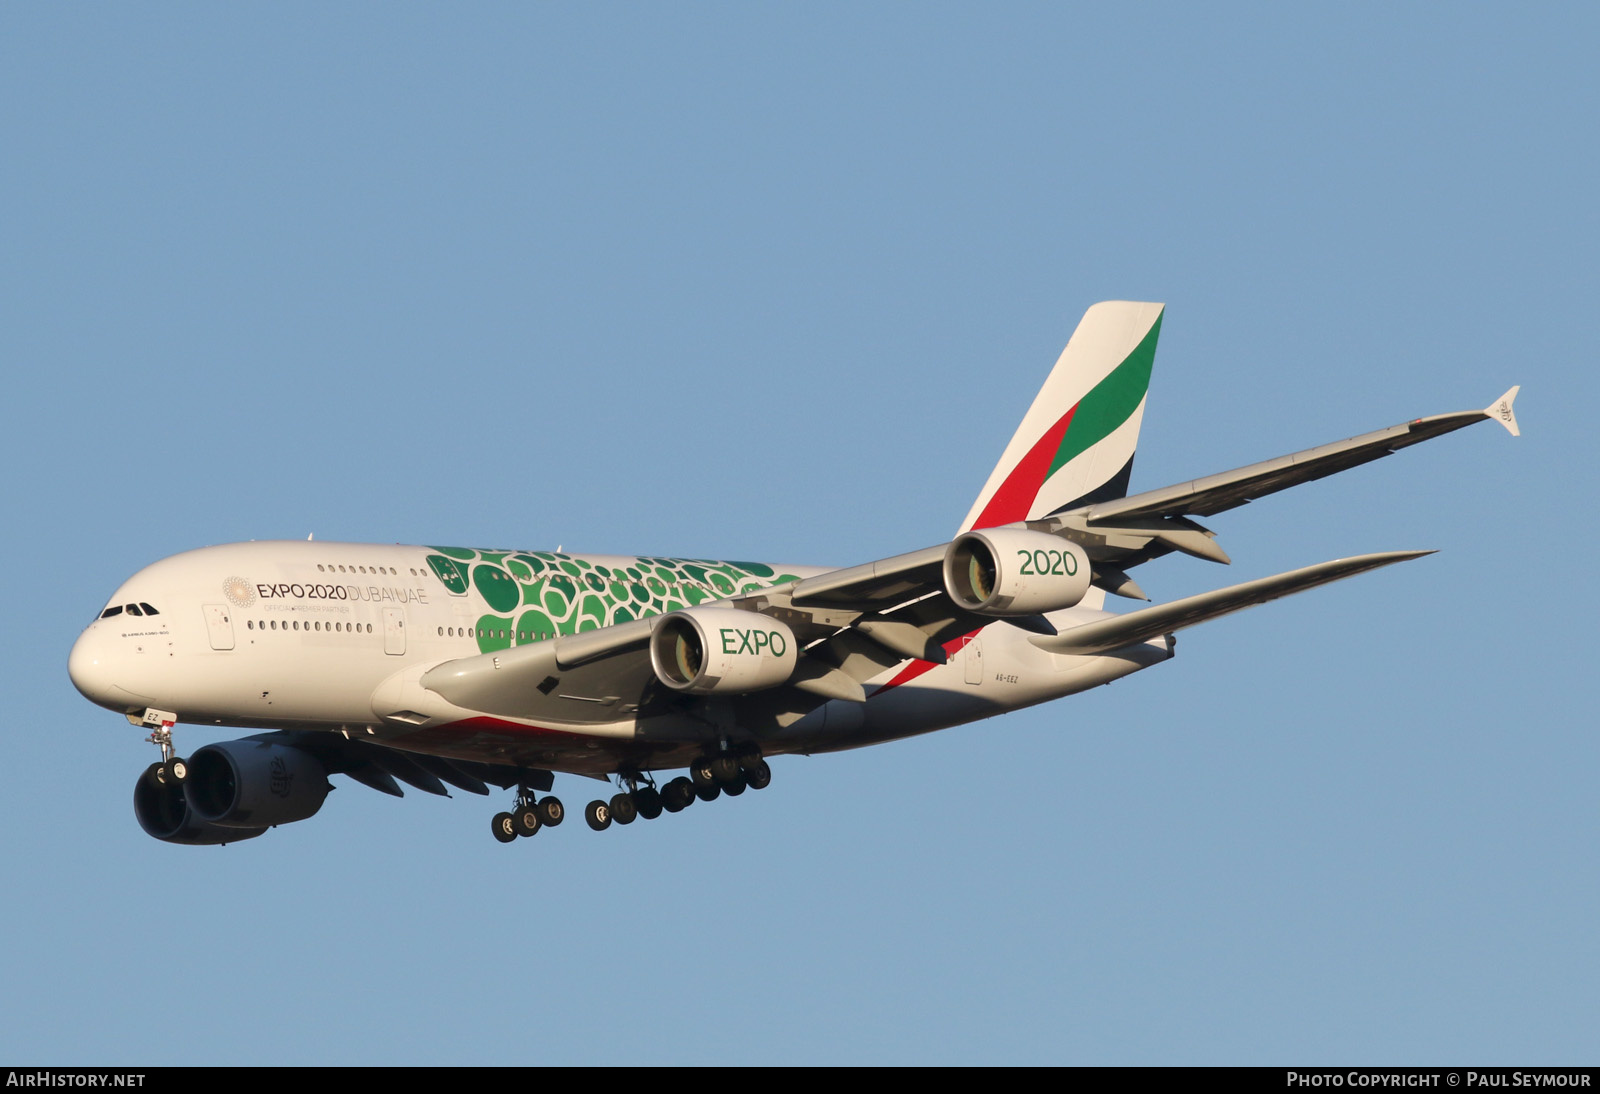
[{"x1": 68, "y1": 302, "x2": 1521, "y2": 846}]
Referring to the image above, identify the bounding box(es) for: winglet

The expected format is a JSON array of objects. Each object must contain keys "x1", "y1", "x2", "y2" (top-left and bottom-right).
[{"x1": 1487, "y1": 386, "x2": 1521, "y2": 437}]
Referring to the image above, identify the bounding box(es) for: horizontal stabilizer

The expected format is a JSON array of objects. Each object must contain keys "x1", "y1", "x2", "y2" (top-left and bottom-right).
[{"x1": 1031, "y1": 550, "x2": 1434, "y2": 655}]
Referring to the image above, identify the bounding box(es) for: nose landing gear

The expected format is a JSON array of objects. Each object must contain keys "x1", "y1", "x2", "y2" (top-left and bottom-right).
[{"x1": 142, "y1": 717, "x2": 188, "y2": 789}]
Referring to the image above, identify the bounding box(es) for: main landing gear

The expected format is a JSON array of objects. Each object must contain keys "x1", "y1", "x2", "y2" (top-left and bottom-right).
[
  {"x1": 585, "y1": 751, "x2": 771, "y2": 833},
  {"x1": 490, "y1": 785, "x2": 564, "y2": 845},
  {"x1": 144, "y1": 722, "x2": 188, "y2": 789},
  {"x1": 487, "y1": 751, "x2": 773, "y2": 841}
]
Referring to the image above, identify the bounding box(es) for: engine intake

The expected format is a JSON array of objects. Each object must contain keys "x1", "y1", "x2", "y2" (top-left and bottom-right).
[
  {"x1": 184, "y1": 739, "x2": 331, "y2": 828},
  {"x1": 944, "y1": 529, "x2": 1092, "y2": 615},
  {"x1": 134, "y1": 766, "x2": 265, "y2": 846},
  {"x1": 649, "y1": 608, "x2": 798, "y2": 695}
]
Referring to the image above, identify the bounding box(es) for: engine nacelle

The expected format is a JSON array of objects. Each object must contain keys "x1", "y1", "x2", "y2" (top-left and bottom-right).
[
  {"x1": 649, "y1": 607, "x2": 798, "y2": 695},
  {"x1": 944, "y1": 528, "x2": 1092, "y2": 615},
  {"x1": 184, "y1": 739, "x2": 331, "y2": 828},
  {"x1": 134, "y1": 767, "x2": 265, "y2": 846}
]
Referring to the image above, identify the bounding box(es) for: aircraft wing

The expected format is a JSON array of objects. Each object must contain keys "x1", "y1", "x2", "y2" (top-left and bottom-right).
[
  {"x1": 406, "y1": 389, "x2": 1518, "y2": 748},
  {"x1": 406, "y1": 555, "x2": 986, "y2": 757},
  {"x1": 1042, "y1": 388, "x2": 1520, "y2": 570},
  {"x1": 1079, "y1": 389, "x2": 1519, "y2": 523}
]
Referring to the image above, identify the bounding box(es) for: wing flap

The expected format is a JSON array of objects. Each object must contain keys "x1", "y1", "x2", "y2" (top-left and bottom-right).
[{"x1": 1031, "y1": 550, "x2": 1433, "y2": 655}]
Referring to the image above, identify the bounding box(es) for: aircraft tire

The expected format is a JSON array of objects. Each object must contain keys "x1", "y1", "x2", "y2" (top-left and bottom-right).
[
  {"x1": 722, "y1": 775, "x2": 746, "y2": 797},
  {"x1": 491, "y1": 812, "x2": 518, "y2": 843},
  {"x1": 634, "y1": 787, "x2": 663, "y2": 820},
  {"x1": 513, "y1": 807, "x2": 541, "y2": 837},
  {"x1": 710, "y1": 755, "x2": 741, "y2": 784},
  {"x1": 610, "y1": 792, "x2": 638, "y2": 825},
  {"x1": 662, "y1": 777, "x2": 695, "y2": 812},
  {"x1": 694, "y1": 782, "x2": 721, "y2": 803},
  {"x1": 690, "y1": 760, "x2": 717, "y2": 791},
  {"x1": 536, "y1": 796, "x2": 564, "y2": 827},
  {"x1": 585, "y1": 800, "x2": 612, "y2": 831},
  {"x1": 744, "y1": 759, "x2": 772, "y2": 790}
]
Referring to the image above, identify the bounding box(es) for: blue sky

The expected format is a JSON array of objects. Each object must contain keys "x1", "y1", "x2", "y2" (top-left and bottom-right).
[{"x1": 2, "y1": 5, "x2": 1594, "y2": 1064}]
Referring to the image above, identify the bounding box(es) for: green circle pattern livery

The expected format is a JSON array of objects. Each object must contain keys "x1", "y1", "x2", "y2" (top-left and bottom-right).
[{"x1": 424, "y1": 548, "x2": 802, "y2": 655}]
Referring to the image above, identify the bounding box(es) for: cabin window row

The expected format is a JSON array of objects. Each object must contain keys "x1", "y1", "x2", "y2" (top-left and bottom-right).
[
  {"x1": 439, "y1": 626, "x2": 556, "y2": 641},
  {"x1": 246, "y1": 619, "x2": 374, "y2": 633},
  {"x1": 316, "y1": 563, "x2": 416, "y2": 577}
]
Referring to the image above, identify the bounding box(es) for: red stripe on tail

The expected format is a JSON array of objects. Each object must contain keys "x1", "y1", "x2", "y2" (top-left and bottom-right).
[{"x1": 968, "y1": 403, "x2": 1079, "y2": 530}]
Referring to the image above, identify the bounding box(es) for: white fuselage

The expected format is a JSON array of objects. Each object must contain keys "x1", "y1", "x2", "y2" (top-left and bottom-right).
[{"x1": 69, "y1": 541, "x2": 1172, "y2": 773}]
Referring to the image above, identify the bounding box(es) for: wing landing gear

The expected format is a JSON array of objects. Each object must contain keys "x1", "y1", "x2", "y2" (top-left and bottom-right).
[{"x1": 489, "y1": 781, "x2": 564, "y2": 845}]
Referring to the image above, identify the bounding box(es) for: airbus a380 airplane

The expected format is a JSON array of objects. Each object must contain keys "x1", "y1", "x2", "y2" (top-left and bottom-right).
[{"x1": 69, "y1": 302, "x2": 1521, "y2": 846}]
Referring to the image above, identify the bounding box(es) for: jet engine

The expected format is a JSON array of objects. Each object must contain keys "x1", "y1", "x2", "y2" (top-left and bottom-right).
[
  {"x1": 183, "y1": 738, "x2": 332, "y2": 828},
  {"x1": 133, "y1": 766, "x2": 266, "y2": 846},
  {"x1": 649, "y1": 607, "x2": 798, "y2": 695},
  {"x1": 944, "y1": 529, "x2": 1092, "y2": 615}
]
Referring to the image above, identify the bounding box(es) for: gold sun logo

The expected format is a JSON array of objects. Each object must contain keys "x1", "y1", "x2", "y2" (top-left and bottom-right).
[{"x1": 222, "y1": 577, "x2": 256, "y2": 607}]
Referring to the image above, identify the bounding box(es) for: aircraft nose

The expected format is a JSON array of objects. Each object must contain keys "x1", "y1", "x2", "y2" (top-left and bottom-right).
[{"x1": 68, "y1": 628, "x2": 119, "y2": 708}]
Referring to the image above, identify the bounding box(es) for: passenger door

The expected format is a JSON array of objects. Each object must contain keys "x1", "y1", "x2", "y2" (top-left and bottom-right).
[
  {"x1": 383, "y1": 608, "x2": 406, "y2": 656},
  {"x1": 203, "y1": 604, "x2": 235, "y2": 651}
]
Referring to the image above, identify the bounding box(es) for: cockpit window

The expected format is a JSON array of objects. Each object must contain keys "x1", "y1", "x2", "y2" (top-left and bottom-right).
[
  {"x1": 139, "y1": 603, "x2": 159, "y2": 616},
  {"x1": 99, "y1": 605, "x2": 123, "y2": 619},
  {"x1": 125, "y1": 604, "x2": 144, "y2": 617}
]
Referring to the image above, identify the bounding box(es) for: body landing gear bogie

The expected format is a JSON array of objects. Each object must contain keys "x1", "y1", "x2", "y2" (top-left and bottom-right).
[
  {"x1": 587, "y1": 753, "x2": 773, "y2": 833},
  {"x1": 743, "y1": 758, "x2": 772, "y2": 791}
]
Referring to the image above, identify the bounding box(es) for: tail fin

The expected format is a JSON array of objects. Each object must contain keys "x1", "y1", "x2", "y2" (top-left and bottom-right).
[{"x1": 959, "y1": 301, "x2": 1164, "y2": 534}]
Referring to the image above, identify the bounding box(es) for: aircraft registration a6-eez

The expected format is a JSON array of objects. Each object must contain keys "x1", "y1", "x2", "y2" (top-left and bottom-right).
[{"x1": 69, "y1": 302, "x2": 1521, "y2": 846}]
